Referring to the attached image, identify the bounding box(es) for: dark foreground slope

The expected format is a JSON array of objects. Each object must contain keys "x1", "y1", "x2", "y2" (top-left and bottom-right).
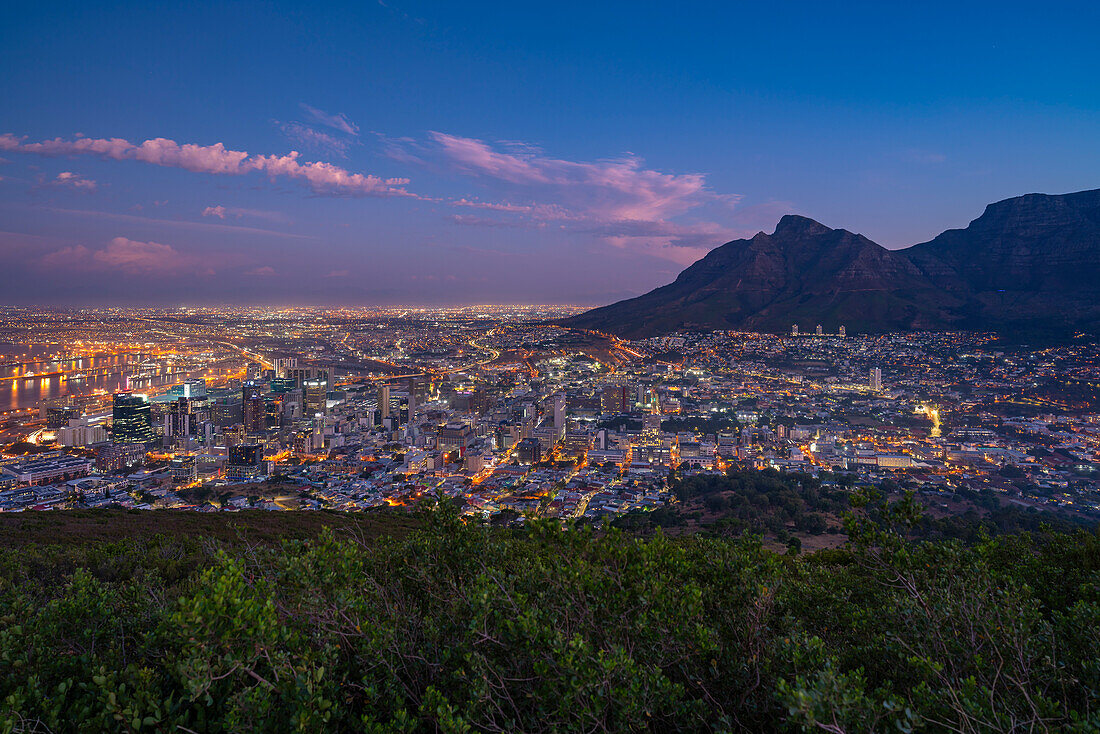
[
  {"x1": 1, "y1": 502, "x2": 1097, "y2": 732},
  {"x1": 566, "y1": 189, "x2": 1100, "y2": 338}
]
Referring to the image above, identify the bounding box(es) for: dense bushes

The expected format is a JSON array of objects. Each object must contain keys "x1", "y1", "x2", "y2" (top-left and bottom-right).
[{"x1": 0, "y1": 503, "x2": 1098, "y2": 732}]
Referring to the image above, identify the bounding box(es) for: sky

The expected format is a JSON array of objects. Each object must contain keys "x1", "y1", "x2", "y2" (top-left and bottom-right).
[{"x1": 1, "y1": 0, "x2": 1098, "y2": 307}]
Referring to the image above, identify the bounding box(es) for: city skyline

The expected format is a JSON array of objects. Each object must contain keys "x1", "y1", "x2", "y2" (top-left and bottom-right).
[{"x1": 2, "y1": 1, "x2": 1099, "y2": 305}]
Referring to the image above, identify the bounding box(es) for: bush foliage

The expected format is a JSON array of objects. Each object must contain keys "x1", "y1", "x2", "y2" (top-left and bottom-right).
[{"x1": 0, "y1": 499, "x2": 1098, "y2": 732}]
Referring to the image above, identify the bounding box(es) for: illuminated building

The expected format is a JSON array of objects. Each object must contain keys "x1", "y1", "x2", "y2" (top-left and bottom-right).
[
  {"x1": 0, "y1": 454, "x2": 92, "y2": 486},
  {"x1": 170, "y1": 456, "x2": 197, "y2": 483},
  {"x1": 515, "y1": 437, "x2": 541, "y2": 465},
  {"x1": 377, "y1": 384, "x2": 390, "y2": 419},
  {"x1": 303, "y1": 379, "x2": 328, "y2": 417},
  {"x1": 274, "y1": 357, "x2": 298, "y2": 377},
  {"x1": 600, "y1": 384, "x2": 630, "y2": 415},
  {"x1": 58, "y1": 422, "x2": 108, "y2": 447},
  {"x1": 46, "y1": 404, "x2": 78, "y2": 429},
  {"x1": 111, "y1": 392, "x2": 154, "y2": 445},
  {"x1": 242, "y1": 382, "x2": 264, "y2": 431},
  {"x1": 870, "y1": 367, "x2": 882, "y2": 391},
  {"x1": 226, "y1": 443, "x2": 263, "y2": 481},
  {"x1": 211, "y1": 396, "x2": 243, "y2": 427},
  {"x1": 93, "y1": 442, "x2": 146, "y2": 472},
  {"x1": 166, "y1": 378, "x2": 206, "y2": 399},
  {"x1": 438, "y1": 422, "x2": 473, "y2": 453}
]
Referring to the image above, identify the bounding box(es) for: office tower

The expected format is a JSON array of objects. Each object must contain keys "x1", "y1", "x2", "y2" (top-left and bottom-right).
[
  {"x1": 870, "y1": 367, "x2": 882, "y2": 391},
  {"x1": 274, "y1": 357, "x2": 298, "y2": 378},
  {"x1": 168, "y1": 378, "x2": 208, "y2": 399},
  {"x1": 378, "y1": 384, "x2": 391, "y2": 419},
  {"x1": 791, "y1": 324, "x2": 799, "y2": 336},
  {"x1": 600, "y1": 384, "x2": 630, "y2": 415},
  {"x1": 45, "y1": 403, "x2": 78, "y2": 430},
  {"x1": 816, "y1": 324, "x2": 823, "y2": 336},
  {"x1": 515, "y1": 437, "x2": 541, "y2": 465},
  {"x1": 170, "y1": 456, "x2": 197, "y2": 483},
  {"x1": 269, "y1": 377, "x2": 297, "y2": 393},
  {"x1": 226, "y1": 443, "x2": 263, "y2": 481},
  {"x1": 242, "y1": 383, "x2": 264, "y2": 432},
  {"x1": 303, "y1": 379, "x2": 328, "y2": 417},
  {"x1": 165, "y1": 397, "x2": 196, "y2": 437},
  {"x1": 554, "y1": 393, "x2": 566, "y2": 429},
  {"x1": 286, "y1": 365, "x2": 332, "y2": 389},
  {"x1": 111, "y1": 392, "x2": 154, "y2": 445},
  {"x1": 839, "y1": 325, "x2": 846, "y2": 337},
  {"x1": 211, "y1": 396, "x2": 243, "y2": 427}
]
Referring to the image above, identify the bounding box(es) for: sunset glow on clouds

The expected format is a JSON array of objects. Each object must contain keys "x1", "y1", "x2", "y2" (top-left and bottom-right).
[
  {"x1": 2, "y1": 1, "x2": 1097, "y2": 305},
  {"x1": 0, "y1": 133, "x2": 412, "y2": 197},
  {"x1": 2, "y1": 127, "x2": 744, "y2": 264},
  {"x1": 40, "y1": 237, "x2": 212, "y2": 276}
]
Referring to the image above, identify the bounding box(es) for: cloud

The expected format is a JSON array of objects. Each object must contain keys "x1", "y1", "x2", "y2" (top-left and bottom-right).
[
  {"x1": 300, "y1": 104, "x2": 359, "y2": 136},
  {"x1": 30, "y1": 205, "x2": 311, "y2": 239},
  {"x1": 392, "y1": 132, "x2": 742, "y2": 262},
  {"x1": 42, "y1": 237, "x2": 209, "y2": 275},
  {"x1": 325, "y1": 269, "x2": 349, "y2": 277},
  {"x1": 202, "y1": 205, "x2": 289, "y2": 223},
  {"x1": 0, "y1": 132, "x2": 414, "y2": 198},
  {"x1": 244, "y1": 265, "x2": 276, "y2": 276},
  {"x1": 448, "y1": 213, "x2": 534, "y2": 228},
  {"x1": 427, "y1": 132, "x2": 738, "y2": 222},
  {"x1": 278, "y1": 121, "x2": 352, "y2": 157},
  {"x1": 51, "y1": 171, "x2": 97, "y2": 191}
]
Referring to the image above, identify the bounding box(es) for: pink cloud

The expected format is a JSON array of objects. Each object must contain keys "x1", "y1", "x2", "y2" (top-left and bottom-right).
[
  {"x1": 244, "y1": 265, "x2": 276, "y2": 276},
  {"x1": 428, "y1": 132, "x2": 739, "y2": 222},
  {"x1": 0, "y1": 132, "x2": 414, "y2": 198},
  {"x1": 300, "y1": 104, "x2": 359, "y2": 136},
  {"x1": 202, "y1": 205, "x2": 288, "y2": 223},
  {"x1": 278, "y1": 121, "x2": 352, "y2": 156},
  {"x1": 52, "y1": 171, "x2": 97, "y2": 191},
  {"x1": 402, "y1": 133, "x2": 744, "y2": 263},
  {"x1": 41, "y1": 237, "x2": 212, "y2": 275}
]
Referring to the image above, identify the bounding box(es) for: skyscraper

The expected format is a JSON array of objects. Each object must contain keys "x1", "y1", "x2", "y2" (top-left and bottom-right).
[
  {"x1": 111, "y1": 392, "x2": 154, "y2": 445},
  {"x1": 303, "y1": 379, "x2": 328, "y2": 417},
  {"x1": 378, "y1": 384, "x2": 390, "y2": 419},
  {"x1": 242, "y1": 383, "x2": 264, "y2": 432},
  {"x1": 839, "y1": 325, "x2": 846, "y2": 337},
  {"x1": 870, "y1": 367, "x2": 882, "y2": 391},
  {"x1": 554, "y1": 393, "x2": 566, "y2": 430},
  {"x1": 791, "y1": 324, "x2": 799, "y2": 336},
  {"x1": 600, "y1": 384, "x2": 630, "y2": 415},
  {"x1": 816, "y1": 324, "x2": 823, "y2": 336}
]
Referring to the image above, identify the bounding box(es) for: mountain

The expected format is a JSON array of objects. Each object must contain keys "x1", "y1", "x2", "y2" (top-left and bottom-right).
[
  {"x1": 564, "y1": 189, "x2": 1100, "y2": 338},
  {"x1": 905, "y1": 189, "x2": 1100, "y2": 330}
]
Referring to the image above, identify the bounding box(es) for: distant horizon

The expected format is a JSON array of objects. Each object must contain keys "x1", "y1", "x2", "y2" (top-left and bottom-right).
[{"x1": 5, "y1": 185, "x2": 1099, "y2": 309}]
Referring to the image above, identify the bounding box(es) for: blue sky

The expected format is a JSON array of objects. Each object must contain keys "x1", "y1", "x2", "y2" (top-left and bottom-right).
[{"x1": 1, "y1": 0, "x2": 1097, "y2": 305}]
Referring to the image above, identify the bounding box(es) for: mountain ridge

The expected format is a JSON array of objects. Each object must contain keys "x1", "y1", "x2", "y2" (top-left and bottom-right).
[{"x1": 563, "y1": 189, "x2": 1100, "y2": 338}]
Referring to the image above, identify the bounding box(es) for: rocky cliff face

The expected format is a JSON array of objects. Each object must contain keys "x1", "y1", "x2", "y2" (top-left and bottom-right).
[
  {"x1": 906, "y1": 189, "x2": 1100, "y2": 328},
  {"x1": 565, "y1": 189, "x2": 1100, "y2": 338}
]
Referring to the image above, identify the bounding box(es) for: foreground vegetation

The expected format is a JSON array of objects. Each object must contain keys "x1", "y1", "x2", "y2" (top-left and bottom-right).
[{"x1": 0, "y1": 497, "x2": 1098, "y2": 732}]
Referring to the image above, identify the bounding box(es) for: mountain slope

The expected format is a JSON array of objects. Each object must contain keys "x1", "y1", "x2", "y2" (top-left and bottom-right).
[
  {"x1": 565, "y1": 189, "x2": 1100, "y2": 337},
  {"x1": 906, "y1": 189, "x2": 1100, "y2": 329}
]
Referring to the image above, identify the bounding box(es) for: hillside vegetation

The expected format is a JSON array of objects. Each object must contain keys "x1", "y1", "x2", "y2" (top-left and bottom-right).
[{"x1": 0, "y1": 499, "x2": 1098, "y2": 732}]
